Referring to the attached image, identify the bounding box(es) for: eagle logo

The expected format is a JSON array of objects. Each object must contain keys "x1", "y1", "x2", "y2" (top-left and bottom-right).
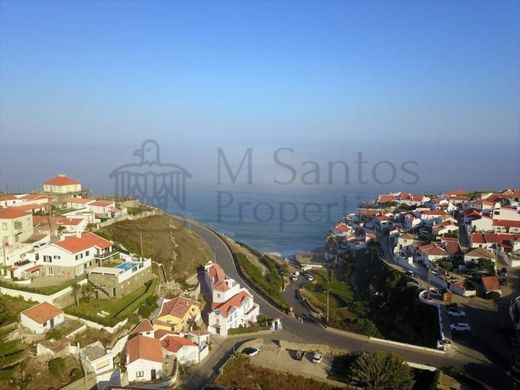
[{"x1": 110, "y1": 140, "x2": 191, "y2": 210}]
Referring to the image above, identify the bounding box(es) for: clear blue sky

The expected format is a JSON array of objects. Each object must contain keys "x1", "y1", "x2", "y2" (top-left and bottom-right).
[{"x1": 0, "y1": 0, "x2": 519, "y2": 190}]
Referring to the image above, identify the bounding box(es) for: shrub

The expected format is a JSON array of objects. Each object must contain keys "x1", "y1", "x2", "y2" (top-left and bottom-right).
[
  {"x1": 48, "y1": 357, "x2": 65, "y2": 376},
  {"x1": 69, "y1": 367, "x2": 82, "y2": 381},
  {"x1": 46, "y1": 329, "x2": 63, "y2": 340}
]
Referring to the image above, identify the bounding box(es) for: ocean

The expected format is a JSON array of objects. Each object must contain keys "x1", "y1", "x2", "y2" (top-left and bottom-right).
[{"x1": 167, "y1": 185, "x2": 377, "y2": 256}]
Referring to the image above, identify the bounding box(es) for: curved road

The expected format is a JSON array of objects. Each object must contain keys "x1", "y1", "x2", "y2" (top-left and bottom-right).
[{"x1": 180, "y1": 217, "x2": 508, "y2": 389}]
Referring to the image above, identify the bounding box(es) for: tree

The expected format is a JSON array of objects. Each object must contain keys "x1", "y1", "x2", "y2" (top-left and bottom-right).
[
  {"x1": 347, "y1": 351, "x2": 414, "y2": 390},
  {"x1": 0, "y1": 295, "x2": 9, "y2": 325},
  {"x1": 81, "y1": 284, "x2": 95, "y2": 303}
]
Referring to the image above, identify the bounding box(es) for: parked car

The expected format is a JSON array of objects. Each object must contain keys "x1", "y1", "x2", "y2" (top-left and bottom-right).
[
  {"x1": 293, "y1": 270, "x2": 300, "y2": 276},
  {"x1": 312, "y1": 352, "x2": 323, "y2": 363},
  {"x1": 305, "y1": 273, "x2": 314, "y2": 281},
  {"x1": 242, "y1": 347, "x2": 259, "y2": 357},
  {"x1": 429, "y1": 288, "x2": 441, "y2": 297},
  {"x1": 295, "y1": 350, "x2": 304, "y2": 360},
  {"x1": 291, "y1": 273, "x2": 299, "y2": 281},
  {"x1": 405, "y1": 270, "x2": 415, "y2": 277},
  {"x1": 501, "y1": 267, "x2": 508, "y2": 277},
  {"x1": 448, "y1": 308, "x2": 466, "y2": 317},
  {"x1": 450, "y1": 323, "x2": 471, "y2": 332}
]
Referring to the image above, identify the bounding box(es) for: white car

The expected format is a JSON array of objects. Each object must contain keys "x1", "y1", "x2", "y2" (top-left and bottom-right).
[
  {"x1": 306, "y1": 274, "x2": 314, "y2": 281},
  {"x1": 312, "y1": 352, "x2": 323, "y2": 363},
  {"x1": 291, "y1": 274, "x2": 298, "y2": 281},
  {"x1": 450, "y1": 323, "x2": 471, "y2": 332},
  {"x1": 242, "y1": 347, "x2": 259, "y2": 356},
  {"x1": 448, "y1": 308, "x2": 466, "y2": 317}
]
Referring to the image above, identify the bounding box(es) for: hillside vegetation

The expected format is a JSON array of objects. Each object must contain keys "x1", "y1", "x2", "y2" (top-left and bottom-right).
[{"x1": 98, "y1": 215, "x2": 213, "y2": 282}]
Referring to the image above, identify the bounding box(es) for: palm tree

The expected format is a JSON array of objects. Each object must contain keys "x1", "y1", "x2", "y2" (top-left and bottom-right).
[{"x1": 347, "y1": 351, "x2": 414, "y2": 390}]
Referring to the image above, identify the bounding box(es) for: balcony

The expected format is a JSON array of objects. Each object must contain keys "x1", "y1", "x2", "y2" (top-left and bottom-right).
[{"x1": 94, "y1": 250, "x2": 118, "y2": 260}]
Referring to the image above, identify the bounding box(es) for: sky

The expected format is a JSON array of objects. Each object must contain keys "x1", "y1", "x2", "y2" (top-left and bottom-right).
[{"x1": 0, "y1": 0, "x2": 519, "y2": 192}]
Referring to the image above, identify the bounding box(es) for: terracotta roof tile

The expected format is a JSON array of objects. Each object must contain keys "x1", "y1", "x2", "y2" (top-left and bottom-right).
[
  {"x1": 22, "y1": 302, "x2": 63, "y2": 324},
  {"x1": 44, "y1": 175, "x2": 80, "y2": 186},
  {"x1": 158, "y1": 296, "x2": 201, "y2": 319},
  {"x1": 126, "y1": 335, "x2": 163, "y2": 364},
  {"x1": 54, "y1": 232, "x2": 112, "y2": 254}
]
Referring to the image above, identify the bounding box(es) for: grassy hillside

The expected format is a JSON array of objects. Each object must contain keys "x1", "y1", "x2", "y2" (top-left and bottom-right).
[{"x1": 98, "y1": 215, "x2": 213, "y2": 282}]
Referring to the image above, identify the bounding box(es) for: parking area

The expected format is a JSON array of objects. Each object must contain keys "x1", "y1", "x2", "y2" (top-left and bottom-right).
[{"x1": 248, "y1": 343, "x2": 334, "y2": 382}]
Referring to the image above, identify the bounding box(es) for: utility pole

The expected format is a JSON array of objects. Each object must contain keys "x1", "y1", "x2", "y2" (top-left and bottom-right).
[
  {"x1": 326, "y1": 288, "x2": 330, "y2": 324},
  {"x1": 140, "y1": 232, "x2": 144, "y2": 259}
]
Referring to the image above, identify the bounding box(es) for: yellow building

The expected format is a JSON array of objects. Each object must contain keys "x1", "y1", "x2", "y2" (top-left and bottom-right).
[{"x1": 153, "y1": 296, "x2": 202, "y2": 333}]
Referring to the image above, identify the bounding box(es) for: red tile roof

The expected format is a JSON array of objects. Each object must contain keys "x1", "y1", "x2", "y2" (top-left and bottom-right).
[
  {"x1": 421, "y1": 210, "x2": 448, "y2": 216},
  {"x1": 54, "y1": 232, "x2": 112, "y2": 254},
  {"x1": 419, "y1": 243, "x2": 448, "y2": 257},
  {"x1": 161, "y1": 335, "x2": 195, "y2": 353},
  {"x1": 63, "y1": 197, "x2": 92, "y2": 204},
  {"x1": 132, "y1": 319, "x2": 154, "y2": 335},
  {"x1": 25, "y1": 264, "x2": 44, "y2": 273},
  {"x1": 158, "y1": 296, "x2": 201, "y2": 319},
  {"x1": 88, "y1": 201, "x2": 114, "y2": 207},
  {"x1": 126, "y1": 335, "x2": 163, "y2": 364},
  {"x1": 335, "y1": 223, "x2": 350, "y2": 232},
  {"x1": 21, "y1": 302, "x2": 63, "y2": 324},
  {"x1": 154, "y1": 329, "x2": 177, "y2": 340},
  {"x1": 44, "y1": 175, "x2": 80, "y2": 186},
  {"x1": 207, "y1": 263, "x2": 226, "y2": 285},
  {"x1": 493, "y1": 219, "x2": 520, "y2": 228},
  {"x1": 0, "y1": 208, "x2": 30, "y2": 219},
  {"x1": 0, "y1": 194, "x2": 18, "y2": 201},
  {"x1": 212, "y1": 290, "x2": 251, "y2": 318},
  {"x1": 378, "y1": 194, "x2": 396, "y2": 203},
  {"x1": 465, "y1": 247, "x2": 496, "y2": 260},
  {"x1": 482, "y1": 276, "x2": 501, "y2": 293}
]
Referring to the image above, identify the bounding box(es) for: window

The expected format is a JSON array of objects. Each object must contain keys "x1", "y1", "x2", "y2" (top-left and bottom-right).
[
  {"x1": 47, "y1": 267, "x2": 53, "y2": 275},
  {"x1": 136, "y1": 371, "x2": 144, "y2": 378},
  {"x1": 75, "y1": 255, "x2": 79, "y2": 260},
  {"x1": 14, "y1": 221, "x2": 22, "y2": 230},
  {"x1": 85, "y1": 250, "x2": 89, "y2": 256},
  {"x1": 1, "y1": 223, "x2": 6, "y2": 230}
]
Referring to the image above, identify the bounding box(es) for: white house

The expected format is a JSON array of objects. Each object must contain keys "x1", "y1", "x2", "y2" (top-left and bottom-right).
[
  {"x1": 81, "y1": 341, "x2": 114, "y2": 374},
  {"x1": 33, "y1": 231, "x2": 114, "y2": 279},
  {"x1": 465, "y1": 247, "x2": 496, "y2": 265},
  {"x1": 205, "y1": 262, "x2": 259, "y2": 337},
  {"x1": 0, "y1": 194, "x2": 22, "y2": 208},
  {"x1": 415, "y1": 243, "x2": 449, "y2": 267},
  {"x1": 63, "y1": 197, "x2": 93, "y2": 210},
  {"x1": 0, "y1": 208, "x2": 34, "y2": 255},
  {"x1": 470, "y1": 216, "x2": 494, "y2": 232},
  {"x1": 20, "y1": 302, "x2": 64, "y2": 334},
  {"x1": 86, "y1": 200, "x2": 117, "y2": 216},
  {"x1": 43, "y1": 174, "x2": 82, "y2": 194},
  {"x1": 126, "y1": 335, "x2": 165, "y2": 382},
  {"x1": 161, "y1": 335, "x2": 199, "y2": 365}
]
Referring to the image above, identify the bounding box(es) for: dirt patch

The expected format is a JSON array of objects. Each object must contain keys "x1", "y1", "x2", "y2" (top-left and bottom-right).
[
  {"x1": 215, "y1": 355, "x2": 344, "y2": 390},
  {"x1": 98, "y1": 215, "x2": 212, "y2": 281}
]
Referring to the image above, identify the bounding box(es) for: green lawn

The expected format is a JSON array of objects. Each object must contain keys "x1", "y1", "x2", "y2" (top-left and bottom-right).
[
  {"x1": 234, "y1": 253, "x2": 290, "y2": 312},
  {"x1": 0, "y1": 295, "x2": 34, "y2": 326},
  {"x1": 65, "y1": 278, "x2": 157, "y2": 326},
  {"x1": 0, "y1": 277, "x2": 83, "y2": 295}
]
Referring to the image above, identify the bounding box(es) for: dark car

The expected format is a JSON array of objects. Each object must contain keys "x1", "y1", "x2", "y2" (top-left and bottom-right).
[
  {"x1": 501, "y1": 267, "x2": 508, "y2": 277},
  {"x1": 295, "y1": 350, "x2": 304, "y2": 360}
]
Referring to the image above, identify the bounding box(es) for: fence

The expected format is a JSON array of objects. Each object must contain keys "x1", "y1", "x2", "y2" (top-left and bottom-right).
[{"x1": 98, "y1": 208, "x2": 163, "y2": 228}]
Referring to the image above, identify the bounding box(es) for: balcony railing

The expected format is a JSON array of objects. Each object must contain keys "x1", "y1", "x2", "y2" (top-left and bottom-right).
[{"x1": 94, "y1": 250, "x2": 118, "y2": 260}]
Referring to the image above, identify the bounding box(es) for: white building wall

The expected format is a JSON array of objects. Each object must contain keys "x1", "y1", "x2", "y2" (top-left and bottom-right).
[{"x1": 127, "y1": 359, "x2": 163, "y2": 382}]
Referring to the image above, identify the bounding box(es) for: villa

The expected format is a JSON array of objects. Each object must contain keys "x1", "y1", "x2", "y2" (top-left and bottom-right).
[
  {"x1": 43, "y1": 174, "x2": 82, "y2": 194},
  {"x1": 153, "y1": 296, "x2": 202, "y2": 333},
  {"x1": 205, "y1": 262, "x2": 259, "y2": 336},
  {"x1": 32, "y1": 231, "x2": 116, "y2": 279}
]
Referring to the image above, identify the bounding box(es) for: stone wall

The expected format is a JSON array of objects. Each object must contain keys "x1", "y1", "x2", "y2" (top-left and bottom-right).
[{"x1": 89, "y1": 266, "x2": 152, "y2": 298}]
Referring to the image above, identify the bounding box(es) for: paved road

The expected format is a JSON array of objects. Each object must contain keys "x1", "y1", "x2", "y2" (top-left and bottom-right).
[{"x1": 178, "y1": 216, "x2": 510, "y2": 389}]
